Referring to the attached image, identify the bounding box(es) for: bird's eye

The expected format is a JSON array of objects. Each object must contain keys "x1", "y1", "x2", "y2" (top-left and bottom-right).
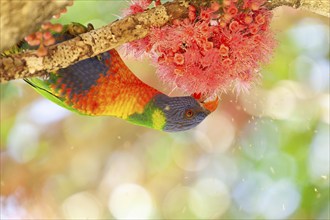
[{"x1": 185, "y1": 109, "x2": 195, "y2": 118}]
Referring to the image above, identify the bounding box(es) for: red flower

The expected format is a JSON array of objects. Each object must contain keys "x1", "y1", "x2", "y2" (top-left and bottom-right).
[
  {"x1": 249, "y1": 23, "x2": 259, "y2": 34},
  {"x1": 227, "y1": 5, "x2": 238, "y2": 17},
  {"x1": 188, "y1": 10, "x2": 196, "y2": 21},
  {"x1": 121, "y1": 0, "x2": 152, "y2": 16},
  {"x1": 174, "y1": 53, "x2": 185, "y2": 65},
  {"x1": 203, "y1": 41, "x2": 214, "y2": 51},
  {"x1": 253, "y1": 34, "x2": 262, "y2": 43},
  {"x1": 243, "y1": 0, "x2": 265, "y2": 10},
  {"x1": 172, "y1": 19, "x2": 181, "y2": 26},
  {"x1": 219, "y1": 44, "x2": 229, "y2": 56},
  {"x1": 174, "y1": 68, "x2": 184, "y2": 76},
  {"x1": 223, "y1": 58, "x2": 233, "y2": 66},
  {"x1": 188, "y1": 5, "x2": 197, "y2": 21},
  {"x1": 255, "y1": 14, "x2": 266, "y2": 25},
  {"x1": 200, "y1": 10, "x2": 211, "y2": 21},
  {"x1": 229, "y1": 20, "x2": 240, "y2": 32},
  {"x1": 122, "y1": 0, "x2": 275, "y2": 96},
  {"x1": 244, "y1": 15, "x2": 253, "y2": 24},
  {"x1": 210, "y1": 2, "x2": 220, "y2": 11},
  {"x1": 189, "y1": 5, "x2": 196, "y2": 12}
]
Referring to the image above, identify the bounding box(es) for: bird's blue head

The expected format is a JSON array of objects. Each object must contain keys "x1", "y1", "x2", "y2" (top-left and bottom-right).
[{"x1": 152, "y1": 94, "x2": 218, "y2": 132}]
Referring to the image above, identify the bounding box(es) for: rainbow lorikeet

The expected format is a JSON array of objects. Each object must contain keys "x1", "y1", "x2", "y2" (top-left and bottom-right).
[{"x1": 22, "y1": 23, "x2": 219, "y2": 132}]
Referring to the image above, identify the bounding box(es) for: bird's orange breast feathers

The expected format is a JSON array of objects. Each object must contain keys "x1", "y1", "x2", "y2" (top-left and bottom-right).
[{"x1": 51, "y1": 50, "x2": 160, "y2": 119}]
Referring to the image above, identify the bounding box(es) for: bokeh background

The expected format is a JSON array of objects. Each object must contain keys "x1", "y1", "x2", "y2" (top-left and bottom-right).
[{"x1": 1, "y1": 1, "x2": 329, "y2": 219}]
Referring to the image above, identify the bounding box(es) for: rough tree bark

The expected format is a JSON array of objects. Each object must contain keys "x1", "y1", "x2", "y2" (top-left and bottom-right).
[
  {"x1": 265, "y1": 0, "x2": 330, "y2": 17},
  {"x1": 0, "y1": 0, "x2": 72, "y2": 51},
  {"x1": 0, "y1": 0, "x2": 329, "y2": 82}
]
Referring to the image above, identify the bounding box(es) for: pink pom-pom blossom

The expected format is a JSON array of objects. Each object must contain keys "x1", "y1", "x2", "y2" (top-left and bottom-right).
[{"x1": 122, "y1": 0, "x2": 276, "y2": 96}]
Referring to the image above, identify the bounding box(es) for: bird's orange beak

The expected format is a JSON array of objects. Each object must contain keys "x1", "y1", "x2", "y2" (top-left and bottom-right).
[{"x1": 202, "y1": 97, "x2": 219, "y2": 112}]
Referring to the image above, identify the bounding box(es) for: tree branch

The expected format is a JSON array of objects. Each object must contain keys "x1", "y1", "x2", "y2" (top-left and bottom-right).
[
  {"x1": 0, "y1": 1, "x2": 188, "y2": 82},
  {"x1": 0, "y1": 0, "x2": 329, "y2": 82},
  {"x1": 265, "y1": 0, "x2": 329, "y2": 17}
]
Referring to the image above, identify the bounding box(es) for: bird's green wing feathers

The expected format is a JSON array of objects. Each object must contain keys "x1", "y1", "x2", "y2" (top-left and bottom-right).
[{"x1": 24, "y1": 77, "x2": 78, "y2": 113}]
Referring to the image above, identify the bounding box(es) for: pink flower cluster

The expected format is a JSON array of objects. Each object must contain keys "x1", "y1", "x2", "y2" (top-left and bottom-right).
[
  {"x1": 121, "y1": 0, "x2": 152, "y2": 17},
  {"x1": 25, "y1": 22, "x2": 63, "y2": 56},
  {"x1": 122, "y1": 0, "x2": 276, "y2": 96}
]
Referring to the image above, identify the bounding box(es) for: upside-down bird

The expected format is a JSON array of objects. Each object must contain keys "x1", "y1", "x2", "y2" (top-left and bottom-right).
[{"x1": 21, "y1": 23, "x2": 218, "y2": 132}]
